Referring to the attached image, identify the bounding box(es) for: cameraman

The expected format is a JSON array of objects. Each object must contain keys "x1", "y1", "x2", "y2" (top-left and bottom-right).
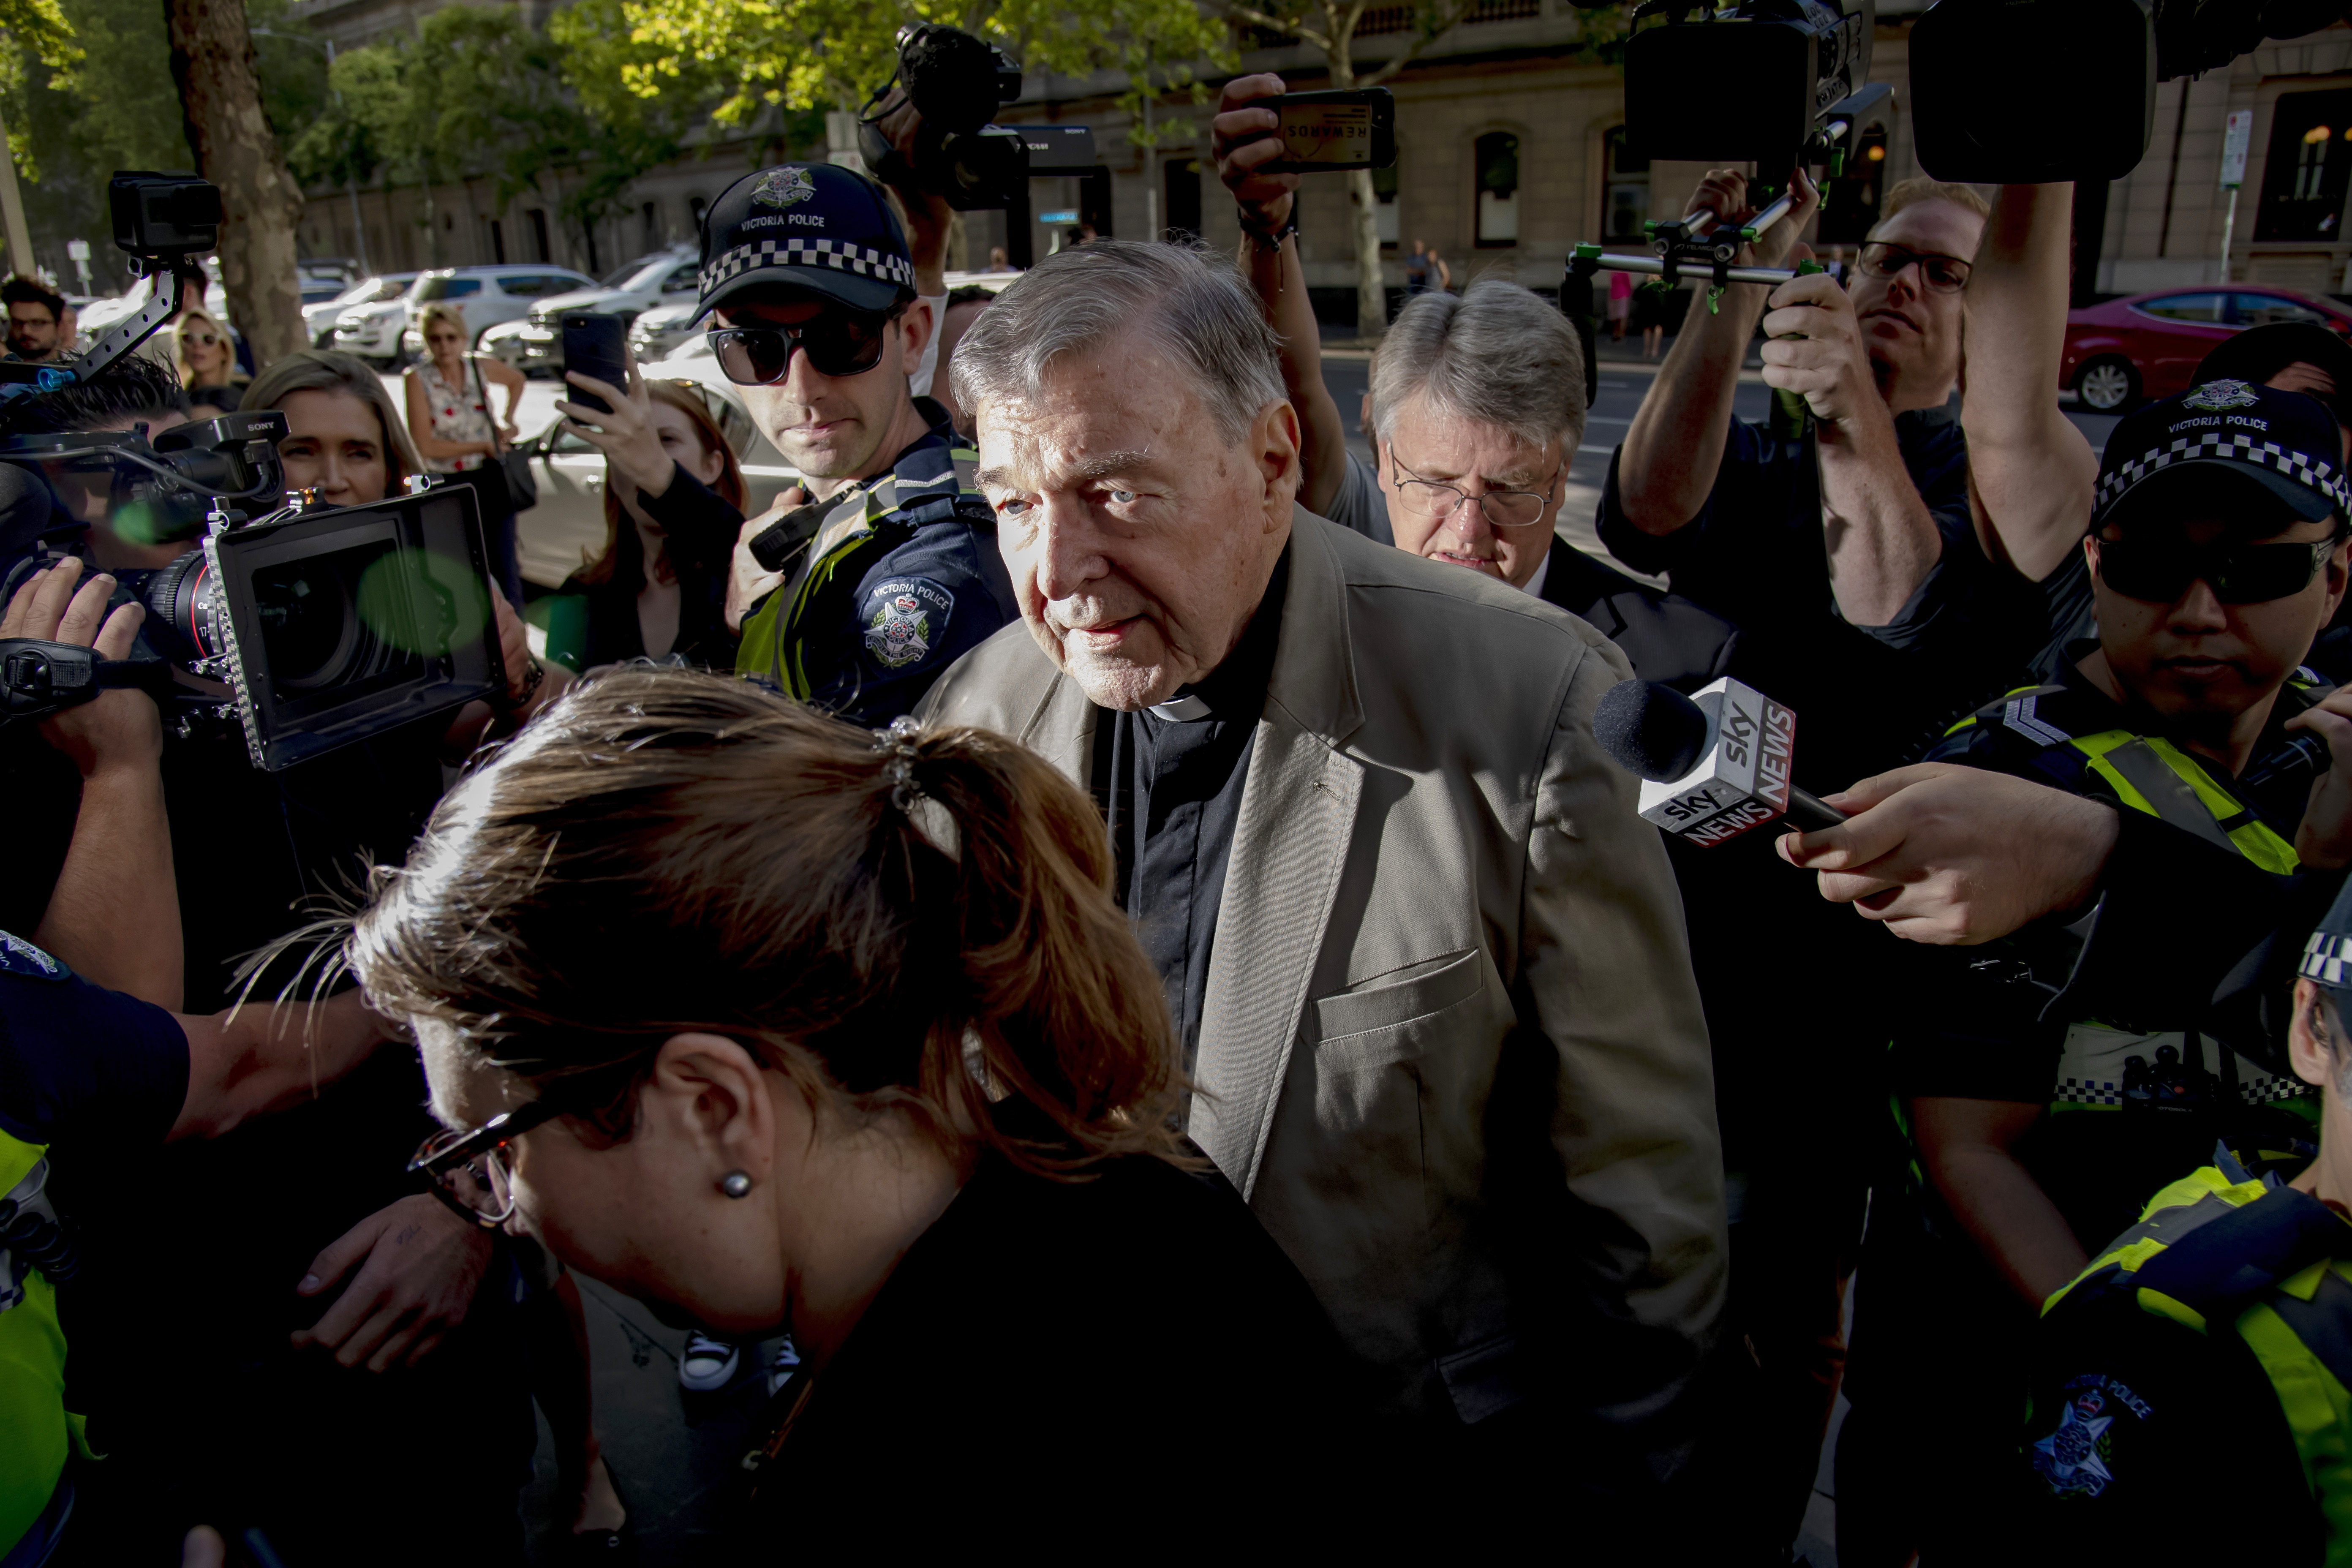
[
  {"x1": 1604, "y1": 171, "x2": 2056, "y2": 781},
  {"x1": 0, "y1": 358, "x2": 545, "y2": 1561},
  {"x1": 649, "y1": 162, "x2": 1013, "y2": 724}
]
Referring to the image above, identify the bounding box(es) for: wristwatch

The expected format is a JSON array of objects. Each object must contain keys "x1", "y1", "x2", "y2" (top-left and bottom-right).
[{"x1": 497, "y1": 654, "x2": 545, "y2": 713}]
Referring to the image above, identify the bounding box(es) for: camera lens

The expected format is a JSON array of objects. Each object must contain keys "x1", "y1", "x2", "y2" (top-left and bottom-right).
[
  {"x1": 139, "y1": 548, "x2": 224, "y2": 664},
  {"x1": 251, "y1": 558, "x2": 365, "y2": 691}
]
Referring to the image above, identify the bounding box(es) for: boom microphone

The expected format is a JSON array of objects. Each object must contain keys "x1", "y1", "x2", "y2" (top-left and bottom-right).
[{"x1": 1594, "y1": 677, "x2": 1848, "y2": 845}]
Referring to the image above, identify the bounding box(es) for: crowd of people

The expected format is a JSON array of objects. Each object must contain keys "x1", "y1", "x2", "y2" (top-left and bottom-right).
[{"x1": 5, "y1": 64, "x2": 2352, "y2": 1567}]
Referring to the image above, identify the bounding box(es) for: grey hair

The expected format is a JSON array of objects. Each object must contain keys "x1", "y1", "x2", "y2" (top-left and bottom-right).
[
  {"x1": 948, "y1": 239, "x2": 1288, "y2": 446},
  {"x1": 1368, "y1": 278, "x2": 1586, "y2": 454},
  {"x1": 242, "y1": 347, "x2": 426, "y2": 479}
]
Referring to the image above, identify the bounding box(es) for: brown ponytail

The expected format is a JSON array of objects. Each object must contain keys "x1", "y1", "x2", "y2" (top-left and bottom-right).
[{"x1": 347, "y1": 667, "x2": 1187, "y2": 1173}]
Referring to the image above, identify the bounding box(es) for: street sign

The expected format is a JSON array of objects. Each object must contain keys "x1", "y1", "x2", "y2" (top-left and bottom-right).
[
  {"x1": 64, "y1": 239, "x2": 87, "y2": 261},
  {"x1": 1039, "y1": 209, "x2": 1079, "y2": 224},
  {"x1": 2222, "y1": 110, "x2": 2253, "y2": 190}
]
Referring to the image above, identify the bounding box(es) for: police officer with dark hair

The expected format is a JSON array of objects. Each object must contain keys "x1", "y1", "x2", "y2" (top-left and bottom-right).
[
  {"x1": 2008, "y1": 875, "x2": 2352, "y2": 1565},
  {"x1": 566, "y1": 162, "x2": 1015, "y2": 725}
]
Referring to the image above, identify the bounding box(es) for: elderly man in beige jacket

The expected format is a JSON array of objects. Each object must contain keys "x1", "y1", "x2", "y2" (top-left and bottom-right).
[{"x1": 918, "y1": 240, "x2": 1724, "y2": 1510}]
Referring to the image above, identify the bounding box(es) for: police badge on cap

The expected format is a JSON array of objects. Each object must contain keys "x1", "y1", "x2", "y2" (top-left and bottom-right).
[{"x1": 697, "y1": 163, "x2": 917, "y2": 317}]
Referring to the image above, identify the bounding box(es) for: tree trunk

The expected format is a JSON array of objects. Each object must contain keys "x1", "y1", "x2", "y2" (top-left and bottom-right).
[
  {"x1": 1347, "y1": 166, "x2": 1386, "y2": 340},
  {"x1": 164, "y1": 0, "x2": 305, "y2": 366}
]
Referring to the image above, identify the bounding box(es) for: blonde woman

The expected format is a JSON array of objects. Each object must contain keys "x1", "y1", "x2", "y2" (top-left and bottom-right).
[
  {"x1": 174, "y1": 306, "x2": 248, "y2": 416},
  {"x1": 403, "y1": 300, "x2": 528, "y2": 603}
]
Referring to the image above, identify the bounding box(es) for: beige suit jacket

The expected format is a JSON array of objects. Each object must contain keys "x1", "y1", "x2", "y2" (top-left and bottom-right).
[{"x1": 921, "y1": 510, "x2": 1726, "y2": 1455}]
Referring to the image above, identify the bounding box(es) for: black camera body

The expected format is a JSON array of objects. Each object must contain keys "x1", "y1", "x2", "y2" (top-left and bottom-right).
[
  {"x1": 858, "y1": 23, "x2": 1098, "y2": 211},
  {"x1": 1911, "y1": 0, "x2": 2153, "y2": 183},
  {"x1": 1623, "y1": 0, "x2": 1885, "y2": 181},
  {"x1": 108, "y1": 171, "x2": 222, "y2": 259}
]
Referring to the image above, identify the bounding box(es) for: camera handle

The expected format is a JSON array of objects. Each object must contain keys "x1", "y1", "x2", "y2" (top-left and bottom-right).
[
  {"x1": 76, "y1": 263, "x2": 180, "y2": 384},
  {"x1": 0, "y1": 637, "x2": 175, "y2": 725}
]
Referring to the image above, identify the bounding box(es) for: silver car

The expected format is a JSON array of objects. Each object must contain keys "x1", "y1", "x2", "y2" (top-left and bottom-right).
[
  {"x1": 512, "y1": 362, "x2": 799, "y2": 593},
  {"x1": 309, "y1": 273, "x2": 416, "y2": 349},
  {"x1": 393, "y1": 265, "x2": 596, "y2": 359},
  {"x1": 511, "y1": 249, "x2": 701, "y2": 376},
  {"x1": 626, "y1": 301, "x2": 704, "y2": 364}
]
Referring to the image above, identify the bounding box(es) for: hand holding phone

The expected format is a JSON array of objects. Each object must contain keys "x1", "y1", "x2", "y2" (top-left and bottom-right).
[
  {"x1": 1264, "y1": 88, "x2": 1396, "y2": 174},
  {"x1": 561, "y1": 313, "x2": 630, "y2": 416}
]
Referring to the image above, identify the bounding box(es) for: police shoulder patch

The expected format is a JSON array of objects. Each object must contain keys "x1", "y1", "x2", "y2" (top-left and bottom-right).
[
  {"x1": 0, "y1": 930, "x2": 67, "y2": 982},
  {"x1": 862, "y1": 577, "x2": 956, "y2": 671},
  {"x1": 2029, "y1": 1373, "x2": 2153, "y2": 1499}
]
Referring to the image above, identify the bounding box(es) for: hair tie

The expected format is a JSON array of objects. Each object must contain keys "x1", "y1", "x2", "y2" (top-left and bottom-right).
[{"x1": 872, "y1": 715, "x2": 924, "y2": 811}]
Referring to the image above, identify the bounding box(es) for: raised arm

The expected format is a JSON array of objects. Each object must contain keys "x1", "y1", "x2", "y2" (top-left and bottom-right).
[
  {"x1": 1212, "y1": 74, "x2": 1349, "y2": 518},
  {"x1": 172, "y1": 988, "x2": 403, "y2": 1141},
  {"x1": 1961, "y1": 184, "x2": 2096, "y2": 581},
  {"x1": 5, "y1": 559, "x2": 181, "y2": 1009},
  {"x1": 1617, "y1": 169, "x2": 1818, "y2": 536}
]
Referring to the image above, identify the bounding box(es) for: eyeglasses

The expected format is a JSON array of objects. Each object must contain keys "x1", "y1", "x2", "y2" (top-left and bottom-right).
[
  {"x1": 408, "y1": 1099, "x2": 566, "y2": 1230},
  {"x1": 184, "y1": 332, "x2": 222, "y2": 348},
  {"x1": 708, "y1": 310, "x2": 896, "y2": 385},
  {"x1": 2091, "y1": 533, "x2": 2345, "y2": 604},
  {"x1": 1856, "y1": 242, "x2": 1972, "y2": 294},
  {"x1": 1388, "y1": 454, "x2": 1563, "y2": 531}
]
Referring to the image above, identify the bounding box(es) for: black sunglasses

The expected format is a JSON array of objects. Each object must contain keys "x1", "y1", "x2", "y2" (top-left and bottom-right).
[
  {"x1": 2092, "y1": 533, "x2": 2345, "y2": 604},
  {"x1": 708, "y1": 308, "x2": 897, "y2": 384},
  {"x1": 408, "y1": 1099, "x2": 567, "y2": 1230}
]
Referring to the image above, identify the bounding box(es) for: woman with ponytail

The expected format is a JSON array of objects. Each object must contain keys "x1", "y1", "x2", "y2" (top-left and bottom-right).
[{"x1": 346, "y1": 667, "x2": 1354, "y2": 1531}]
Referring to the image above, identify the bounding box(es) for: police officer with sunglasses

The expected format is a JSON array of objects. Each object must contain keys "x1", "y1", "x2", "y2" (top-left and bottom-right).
[{"x1": 681, "y1": 163, "x2": 1014, "y2": 722}]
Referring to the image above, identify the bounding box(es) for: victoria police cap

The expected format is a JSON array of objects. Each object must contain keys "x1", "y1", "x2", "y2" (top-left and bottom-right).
[
  {"x1": 2301, "y1": 876, "x2": 2352, "y2": 1001},
  {"x1": 2093, "y1": 380, "x2": 2352, "y2": 532},
  {"x1": 2195, "y1": 321, "x2": 2352, "y2": 424},
  {"x1": 697, "y1": 163, "x2": 917, "y2": 318}
]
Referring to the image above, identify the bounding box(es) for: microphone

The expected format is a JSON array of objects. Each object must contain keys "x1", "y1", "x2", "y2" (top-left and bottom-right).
[
  {"x1": 1594, "y1": 677, "x2": 1848, "y2": 845},
  {"x1": 2240, "y1": 731, "x2": 2330, "y2": 794}
]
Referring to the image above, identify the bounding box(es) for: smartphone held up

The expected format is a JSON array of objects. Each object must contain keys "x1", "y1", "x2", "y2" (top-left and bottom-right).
[
  {"x1": 561, "y1": 313, "x2": 630, "y2": 415},
  {"x1": 1259, "y1": 88, "x2": 1397, "y2": 174}
]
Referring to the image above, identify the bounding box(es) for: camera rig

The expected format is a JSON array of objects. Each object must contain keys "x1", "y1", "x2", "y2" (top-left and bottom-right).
[{"x1": 0, "y1": 172, "x2": 221, "y2": 402}]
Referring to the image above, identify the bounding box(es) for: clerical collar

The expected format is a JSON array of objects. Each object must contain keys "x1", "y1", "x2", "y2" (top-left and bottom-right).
[{"x1": 1139, "y1": 545, "x2": 1292, "y2": 725}]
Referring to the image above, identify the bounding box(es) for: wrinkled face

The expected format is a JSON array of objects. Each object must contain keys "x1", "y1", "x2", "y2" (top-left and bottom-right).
[
  {"x1": 416, "y1": 1020, "x2": 790, "y2": 1337},
  {"x1": 276, "y1": 387, "x2": 391, "y2": 506},
  {"x1": 7, "y1": 302, "x2": 56, "y2": 359},
  {"x1": 1378, "y1": 399, "x2": 1564, "y2": 589},
  {"x1": 720, "y1": 296, "x2": 917, "y2": 482},
  {"x1": 976, "y1": 338, "x2": 1298, "y2": 710},
  {"x1": 1852, "y1": 199, "x2": 1983, "y2": 393},
  {"x1": 2090, "y1": 509, "x2": 2348, "y2": 726}
]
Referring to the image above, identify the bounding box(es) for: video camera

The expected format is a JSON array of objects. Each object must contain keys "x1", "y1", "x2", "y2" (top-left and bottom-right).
[
  {"x1": 0, "y1": 173, "x2": 509, "y2": 770},
  {"x1": 857, "y1": 23, "x2": 1098, "y2": 211}
]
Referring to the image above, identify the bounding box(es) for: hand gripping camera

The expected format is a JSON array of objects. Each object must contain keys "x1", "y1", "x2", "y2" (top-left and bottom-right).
[
  {"x1": 0, "y1": 173, "x2": 508, "y2": 770},
  {"x1": 856, "y1": 24, "x2": 1097, "y2": 211}
]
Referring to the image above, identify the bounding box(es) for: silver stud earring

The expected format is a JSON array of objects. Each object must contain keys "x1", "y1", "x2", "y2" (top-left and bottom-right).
[{"x1": 721, "y1": 1171, "x2": 752, "y2": 1199}]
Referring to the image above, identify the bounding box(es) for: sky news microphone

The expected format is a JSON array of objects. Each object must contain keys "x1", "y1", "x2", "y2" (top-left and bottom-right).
[{"x1": 1593, "y1": 677, "x2": 1848, "y2": 845}]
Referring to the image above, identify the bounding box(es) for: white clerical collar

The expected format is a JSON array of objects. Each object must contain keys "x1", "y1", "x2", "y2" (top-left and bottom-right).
[
  {"x1": 1148, "y1": 694, "x2": 1213, "y2": 722},
  {"x1": 1519, "y1": 552, "x2": 1551, "y2": 600}
]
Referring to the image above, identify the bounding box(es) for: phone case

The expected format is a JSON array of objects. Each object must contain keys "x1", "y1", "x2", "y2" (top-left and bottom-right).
[
  {"x1": 1267, "y1": 88, "x2": 1397, "y2": 173},
  {"x1": 561, "y1": 314, "x2": 629, "y2": 414}
]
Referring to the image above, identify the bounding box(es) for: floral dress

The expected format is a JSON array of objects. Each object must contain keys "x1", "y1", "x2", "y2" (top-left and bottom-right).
[{"x1": 414, "y1": 354, "x2": 496, "y2": 474}]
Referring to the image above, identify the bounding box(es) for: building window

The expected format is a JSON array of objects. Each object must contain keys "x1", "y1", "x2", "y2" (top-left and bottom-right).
[
  {"x1": 1475, "y1": 132, "x2": 1519, "y2": 248},
  {"x1": 1601, "y1": 125, "x2": 1648, "y2": 244},
  {"x1": 489, "y1": 219, "x2": 506, "y2": 264},
  {"x1": 1374, "y1": 159, "x2": 1399, "y2": 249},
  {"x1": 2257, "y1": 90, "x2": 2352, "y2": 243},
  {"x1": 528, "y1": 208, "x2": 552, "y2": 264},
  {"x1": 688, "y1": 195, "x2": 708, "y2": 239},
  {"x1": 1163, "y1": 156, "x2": 1203, "y2": 242},
  {"x1": 643, "y1": 201, "x2": 659, "y2": 248}
]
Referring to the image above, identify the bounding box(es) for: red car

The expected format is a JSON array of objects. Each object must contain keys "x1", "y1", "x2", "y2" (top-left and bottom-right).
[{"x1": 2061, "y1": 285, "x2": 2352, "y2": 412}]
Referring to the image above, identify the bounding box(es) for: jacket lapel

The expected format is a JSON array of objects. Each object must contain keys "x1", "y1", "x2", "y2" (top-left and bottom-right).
[{"x1": 1191, "y1": 512, "x2": 1365, "y2": 1196}]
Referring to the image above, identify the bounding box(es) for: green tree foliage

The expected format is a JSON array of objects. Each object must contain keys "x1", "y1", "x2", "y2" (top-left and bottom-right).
[{"x1": 606, "y1": 0, "x2": 1231, "y2": 128}]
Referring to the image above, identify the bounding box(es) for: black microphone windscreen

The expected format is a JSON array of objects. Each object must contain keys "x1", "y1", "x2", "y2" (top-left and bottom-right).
[{"x1": 1594, "y1": 678, "x2": 1710, "y2": 783}]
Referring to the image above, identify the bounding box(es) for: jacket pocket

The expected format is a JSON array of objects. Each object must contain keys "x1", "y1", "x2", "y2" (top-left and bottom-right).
[{"x1": 1312, "y1": 948, "x2": 1485, "y2": 1068}]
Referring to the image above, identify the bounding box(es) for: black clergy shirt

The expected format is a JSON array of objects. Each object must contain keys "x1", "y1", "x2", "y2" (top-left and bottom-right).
[{"x1": 1097, "y1": 548, "x2": 1290, "y2": 1068}]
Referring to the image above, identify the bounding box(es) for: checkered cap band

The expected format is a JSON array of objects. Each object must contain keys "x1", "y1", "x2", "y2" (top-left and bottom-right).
[
  {"x1": 2054, "y1": 1071, "x2": 2308, "y2": 1108},
  {"x1": 2095, "y1": 431, "x2": 2352, "y2": 516},
  {"x1": 2303, "y1": 930, "x2": 2352, "y2": 989},
  {"x1": 700, "y1": 237, "x2": 915, "y2": 298}
]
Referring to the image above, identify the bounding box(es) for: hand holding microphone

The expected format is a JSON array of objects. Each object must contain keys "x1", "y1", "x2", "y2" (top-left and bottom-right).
[{"x1": 1593, "y1": 677, "x2": 1848, "y2": 845}]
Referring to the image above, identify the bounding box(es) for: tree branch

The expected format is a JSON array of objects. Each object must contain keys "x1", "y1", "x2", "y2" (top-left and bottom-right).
[{"x1": 1218, "y1": 1, "x2": 1331, "y2": 52}]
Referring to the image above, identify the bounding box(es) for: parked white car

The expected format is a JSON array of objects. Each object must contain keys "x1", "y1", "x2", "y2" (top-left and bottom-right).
[
  {"x1": 479, "y1": 316, "x2": 534, "y2": 371},
  {"x1": 625, "y1": 300, "x2": 703, "y2": 365},
  {"x1": 510, "y1": 248, "x2": 701, "y2": 375},
  {"x1": 394, "y1": 265, "x2": 596, "y2": 359},
  {"x1": 332, "y1": 274, "x2": 430, "y2": 364},
  {"x1": 308, "y1": 273, "x2": 416, "y2": 348},
  {"x1": 513, "y1": 350, "x2": 799, "y2": 592}
]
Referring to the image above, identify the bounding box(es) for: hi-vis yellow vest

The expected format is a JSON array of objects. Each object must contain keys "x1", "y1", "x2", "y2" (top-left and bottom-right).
[
  {"x1": 2046, "y1": 1159, "x2": 2352, "y2": 1560},
  {"x1": 0, "y1": 1133, "x2": 71, "y2": 1557}
]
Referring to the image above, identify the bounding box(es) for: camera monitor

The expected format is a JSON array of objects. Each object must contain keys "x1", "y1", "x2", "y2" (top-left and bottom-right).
[
  {"x1": 142, "y1": 482, "x2": 508, "y2": 771},
  {"x1": 1623, "y1": 0, "x2": 1875, "y2": 177}
]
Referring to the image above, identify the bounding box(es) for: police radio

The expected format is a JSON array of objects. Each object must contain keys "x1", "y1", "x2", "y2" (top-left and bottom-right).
[{"x1": 1594, "y1": 677, "x2": 1848, "y2": 845}]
